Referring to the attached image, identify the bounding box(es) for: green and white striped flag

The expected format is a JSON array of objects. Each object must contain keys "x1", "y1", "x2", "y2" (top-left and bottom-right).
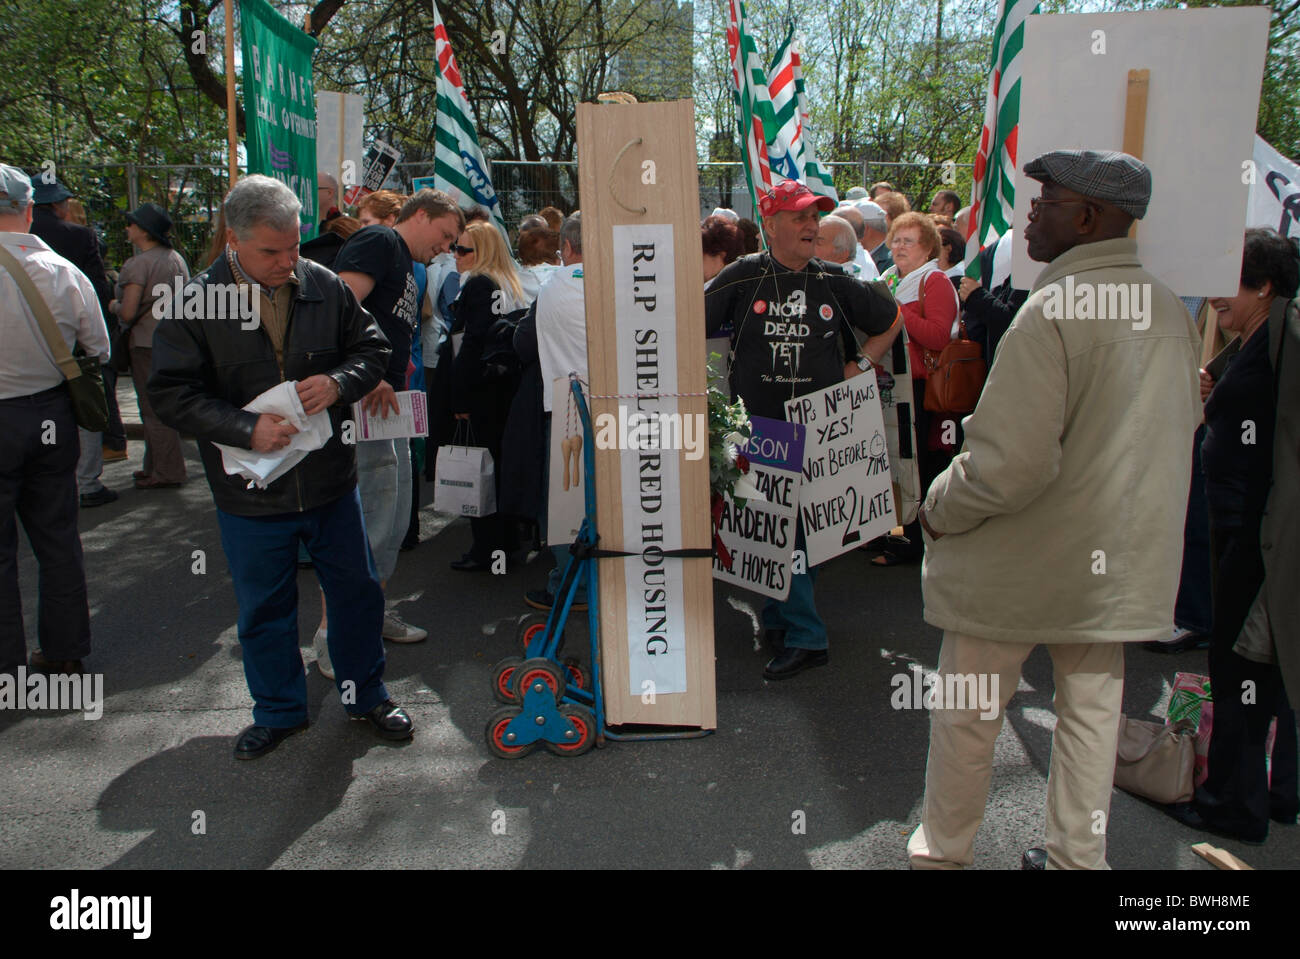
[
  {"x1": 965, "y1": 0, "x2": 1040, "y2": 277},
  {"x1": 768, "y1": 26, "x2": 837, "y2": 203},
  {"x1": 430, "y1": 0, "x2": 506, "y2": 233}
]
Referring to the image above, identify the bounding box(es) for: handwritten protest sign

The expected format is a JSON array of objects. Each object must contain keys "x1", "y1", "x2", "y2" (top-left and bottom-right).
[
  {"x1": 712, "y1": 416, "x2": 804, "y2": 600},
  {"x1": 785, "y1": 375, "x2": 895, "y2": 566}
]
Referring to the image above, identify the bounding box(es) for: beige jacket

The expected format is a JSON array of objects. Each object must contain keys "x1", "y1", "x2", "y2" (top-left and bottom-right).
[{"x1": 921, "y1": 238, "x2": 1201, "y2": 644}]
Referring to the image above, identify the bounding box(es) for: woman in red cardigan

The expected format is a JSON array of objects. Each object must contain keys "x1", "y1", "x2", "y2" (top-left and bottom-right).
[{"x1": 875, "y1": 212, "x2": 960, "y2": 565}]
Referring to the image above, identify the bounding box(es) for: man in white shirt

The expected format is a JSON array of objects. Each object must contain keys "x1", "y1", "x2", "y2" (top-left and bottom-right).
[
  {"x1": 526, "y1": 213, "x2": 589, "y2": 611},
  {"x1": 0, "y1": 164, "x2": 110, "y2": 677}
]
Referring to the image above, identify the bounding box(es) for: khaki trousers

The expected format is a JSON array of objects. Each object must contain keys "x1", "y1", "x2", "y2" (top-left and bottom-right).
[{"x1": 907, "y1": 631, "x2": 1124, "y2": 870}]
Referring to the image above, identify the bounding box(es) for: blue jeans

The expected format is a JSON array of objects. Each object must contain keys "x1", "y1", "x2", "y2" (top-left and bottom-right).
[
  {"x1": 356, "y1": 437, "x2": 411, "y2": 583},
  {"x1": 217, "y1": 488, "x2": 389, "y2": 727},
  {"x1": 761, "y1": 523, "x2": 827, "y2": 650}
]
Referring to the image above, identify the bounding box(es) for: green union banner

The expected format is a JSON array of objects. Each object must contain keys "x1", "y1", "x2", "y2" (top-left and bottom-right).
[{"x1": 240, "y1": 0, "x2": 319, "y2": 237}]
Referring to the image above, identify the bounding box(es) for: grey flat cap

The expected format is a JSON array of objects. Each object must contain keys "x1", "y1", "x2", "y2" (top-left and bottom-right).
[
  {"x1": 844, "y1": 186, "x2": 869, "y2": 202},
  {"x1": 0, "y1": 164, "x2": 33, "y2": 214},
  {"x1": 854, "y1": 198, "x2": 888, "y2": 230},
  {"x1": 1024, "y1": 149, "x2": 1152, "y2": 219}
]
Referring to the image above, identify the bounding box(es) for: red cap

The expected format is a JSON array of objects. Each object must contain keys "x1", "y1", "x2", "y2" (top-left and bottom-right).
[{"x1": 758, "y1": 179, "x2": 836, "y2": 217}]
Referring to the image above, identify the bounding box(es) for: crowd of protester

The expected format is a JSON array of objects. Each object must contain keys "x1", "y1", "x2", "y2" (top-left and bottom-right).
[{"x1": 1, "y1": 152, "x2": 1296, "y2": 868}]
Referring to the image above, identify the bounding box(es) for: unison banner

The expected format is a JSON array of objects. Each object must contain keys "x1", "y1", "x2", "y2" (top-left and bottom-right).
[
  {"x1": 241, "y1": 0, "x2": 319, "y2": 237},
  {"x1": 711, "y1": 416, "x2": 804, "y2": 601}
]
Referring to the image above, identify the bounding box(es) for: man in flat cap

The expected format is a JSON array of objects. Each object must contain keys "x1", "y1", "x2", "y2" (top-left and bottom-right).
[
  {"x1": 907, "y1": 150, "x2": 1202, "y2": 869},
  {"x1": 30, "y1": 180, "x2": 126, "y2": 504}
]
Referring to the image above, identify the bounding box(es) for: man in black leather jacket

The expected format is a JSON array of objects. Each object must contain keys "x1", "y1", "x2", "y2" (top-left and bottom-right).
[{"x1": 149, "y1": 174, "x2": 415, "y2": 759}]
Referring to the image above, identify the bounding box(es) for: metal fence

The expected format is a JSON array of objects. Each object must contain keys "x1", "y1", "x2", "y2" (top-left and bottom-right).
[{"x1": 50, "y1": 159, "x2": 974, "y2": 271}]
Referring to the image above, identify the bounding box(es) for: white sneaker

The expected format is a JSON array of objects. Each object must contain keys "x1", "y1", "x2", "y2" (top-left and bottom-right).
[
  {"x1": 314, "y1": 627, "x2": 334, "y2": 680},
  {"x1": 383, "y1": 612, "x2": 428, "y2": 643}
]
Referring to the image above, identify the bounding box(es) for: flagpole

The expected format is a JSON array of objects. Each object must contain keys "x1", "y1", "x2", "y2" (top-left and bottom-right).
[{"x1": 225, "y1": 0, "x2": 238, "y2": 189}]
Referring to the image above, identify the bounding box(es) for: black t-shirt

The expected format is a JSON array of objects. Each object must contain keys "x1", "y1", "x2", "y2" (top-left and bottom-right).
[
  {"x1": 334, "y1": 225, "x2": 418, "y2": 390},
  {"x1": 705, "y1": 252, "x2": 899, "y2": 419}
]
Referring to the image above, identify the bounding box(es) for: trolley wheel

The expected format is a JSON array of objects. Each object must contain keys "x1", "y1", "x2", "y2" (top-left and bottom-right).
[
  {"x1": 545, "y1": 703, "x2": 596, "y2": 757},
  {"x1": 516, "y1": 613, "x2": 550, "y2": 652},
  {"x1": 485, "y1": 706, "x2": 535, "y2": 759},
  {"x1": 562, "y1": 657, "x2": 592, "y2": 692},
  {"x1": 491, "y1": 656, "x2": 524, "y2": 704},
  {"x1": 511, "y1": 657, "x2": 566, "y2": 704}
]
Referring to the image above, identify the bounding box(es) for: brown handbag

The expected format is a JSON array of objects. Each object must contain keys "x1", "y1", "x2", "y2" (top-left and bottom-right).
[
  {"x1": 1114, "y1": 715, "x2": 1196, "y2": 804},
  {"x1": 917, "y1": 274, "x2": 986, "y2": 414}
]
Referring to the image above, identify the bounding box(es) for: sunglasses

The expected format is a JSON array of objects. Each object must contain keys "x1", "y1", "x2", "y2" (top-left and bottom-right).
[{"x1": 452, "y1": 244, "x2": 475, "y2": 255}]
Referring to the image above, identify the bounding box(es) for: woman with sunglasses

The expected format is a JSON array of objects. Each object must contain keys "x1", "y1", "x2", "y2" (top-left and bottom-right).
[{"x1": 447, "y1": 222, "x2": 528, "y2": 571}]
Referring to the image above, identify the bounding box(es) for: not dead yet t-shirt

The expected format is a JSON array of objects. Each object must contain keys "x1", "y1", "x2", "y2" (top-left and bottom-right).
[
  {"x1": 705, "y1": 252, "x2": 899, "y2": 419},
  {"x1": 334, "y1": 224, "x2": 418, "y2": 390}
]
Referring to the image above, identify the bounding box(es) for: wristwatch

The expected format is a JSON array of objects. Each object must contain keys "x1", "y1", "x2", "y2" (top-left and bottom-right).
[
  {"x1": 327, "y1": 372, "x2": 348, "y2": 404},
  {"x1": 856, "y1": 354, "x2": 874, "y2": 372}
]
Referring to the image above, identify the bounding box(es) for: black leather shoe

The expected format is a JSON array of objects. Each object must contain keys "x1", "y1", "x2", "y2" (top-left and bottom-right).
[
  {"x1": 1021, "y1": 847, "x2": 1047, "y2": 870},
  {"x1": 351, "y1": 699, "x2": 413, "y2": 741},
  {"x1": 762, "y1": 646, "x2": 828, "y2": 680},
  {"x1": 79, "y1": 488, "x2": 119, "y2": 508},
  {"x1": 450, "y1": 554, "x2": 493, "y2": 572},
  {"x1": 1164, "y1": 801, "x2": 1266, "y2": 845},
  {"x1": 234, "y1": 721, "x2": 308, "y2": 760},
  {"x1": 1270, "y1": 803, "x2": 1298, "y2": 825}
]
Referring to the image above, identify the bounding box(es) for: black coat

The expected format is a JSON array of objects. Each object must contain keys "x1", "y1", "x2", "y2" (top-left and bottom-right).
[
  {"x1": 149, "y1": 255, "x2": 390, "y2": 516},
  {"x1": 31, "y1": 206, "x2": 113, "y2": 320},
  {"x1": 499, "y1": 301, "x2": 546, "y2": 521}
]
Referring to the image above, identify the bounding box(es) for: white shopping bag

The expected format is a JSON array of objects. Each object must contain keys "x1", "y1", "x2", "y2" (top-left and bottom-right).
[{"x1": 433, "y1": 444, "x2": 497, "y2": 517}]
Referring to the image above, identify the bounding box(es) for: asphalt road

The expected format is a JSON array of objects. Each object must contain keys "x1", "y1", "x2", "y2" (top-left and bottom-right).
[{"x1": 3, "y1": 435, "x2": 1296, "y2": 870}]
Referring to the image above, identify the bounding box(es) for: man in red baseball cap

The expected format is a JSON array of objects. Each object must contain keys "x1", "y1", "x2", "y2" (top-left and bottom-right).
[{"x1": 706, "y1": 179, "x2": 902, "y2": 680}]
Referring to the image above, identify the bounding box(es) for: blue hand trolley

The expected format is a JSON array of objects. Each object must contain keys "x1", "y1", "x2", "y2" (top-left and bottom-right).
[{"x1": 484, "y1": 378, "x2": 714, "y2": 758}]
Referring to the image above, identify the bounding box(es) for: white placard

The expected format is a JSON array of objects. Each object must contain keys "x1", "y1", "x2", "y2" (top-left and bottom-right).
[
  {"x1": 351, "y1": 390, "x2": 428, "y2": 441},
  {"x1": 315, "y1": 91, "x2": 364, "y2": 201},
  {"x1": 711, "y1": 416, "x2": 804, "y2": 601},
  {"x1": 1013, "y1": 8, "x2": 1269, "y2": 296},
  {"x1": 547, "y1": 376, "x2": 586, "y2": 545},
  {"x1": 785, "y1": 376, "x2": 896, "y2": 567},
  {"x1": 612, "y1": 224, "x2": 688, "y2": 696}
]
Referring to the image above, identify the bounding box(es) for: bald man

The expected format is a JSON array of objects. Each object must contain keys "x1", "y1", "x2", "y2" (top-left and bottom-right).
[{"x1": 830, "y1": 206, "x2": 879, "y2": 279}]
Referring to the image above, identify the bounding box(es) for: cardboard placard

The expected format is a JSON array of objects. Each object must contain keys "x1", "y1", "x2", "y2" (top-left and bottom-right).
[
  {"x1": 711, "y1": 416, "x2": 804, "y2": 601},
  {"x1": 578, "y1": 100, "x2": 715, "y2": 728},
  {"x1": 1013, "y1": 8, "x2": 1269, "y2": 296},
  {"x1": 785, "y1": 376, "x2": 896, "y2": 566}
]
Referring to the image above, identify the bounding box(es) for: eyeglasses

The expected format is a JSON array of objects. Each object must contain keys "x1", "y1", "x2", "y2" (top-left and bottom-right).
[
  {"x1": 1028, "y1": 196, "x2": 1095, "y2": 219},
  {"x1": 452, "y1": 244, "x2": 475, "y2": 256},
  {"x1": 889, "y1": 235, "x2": 920, "y2": 248}
]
